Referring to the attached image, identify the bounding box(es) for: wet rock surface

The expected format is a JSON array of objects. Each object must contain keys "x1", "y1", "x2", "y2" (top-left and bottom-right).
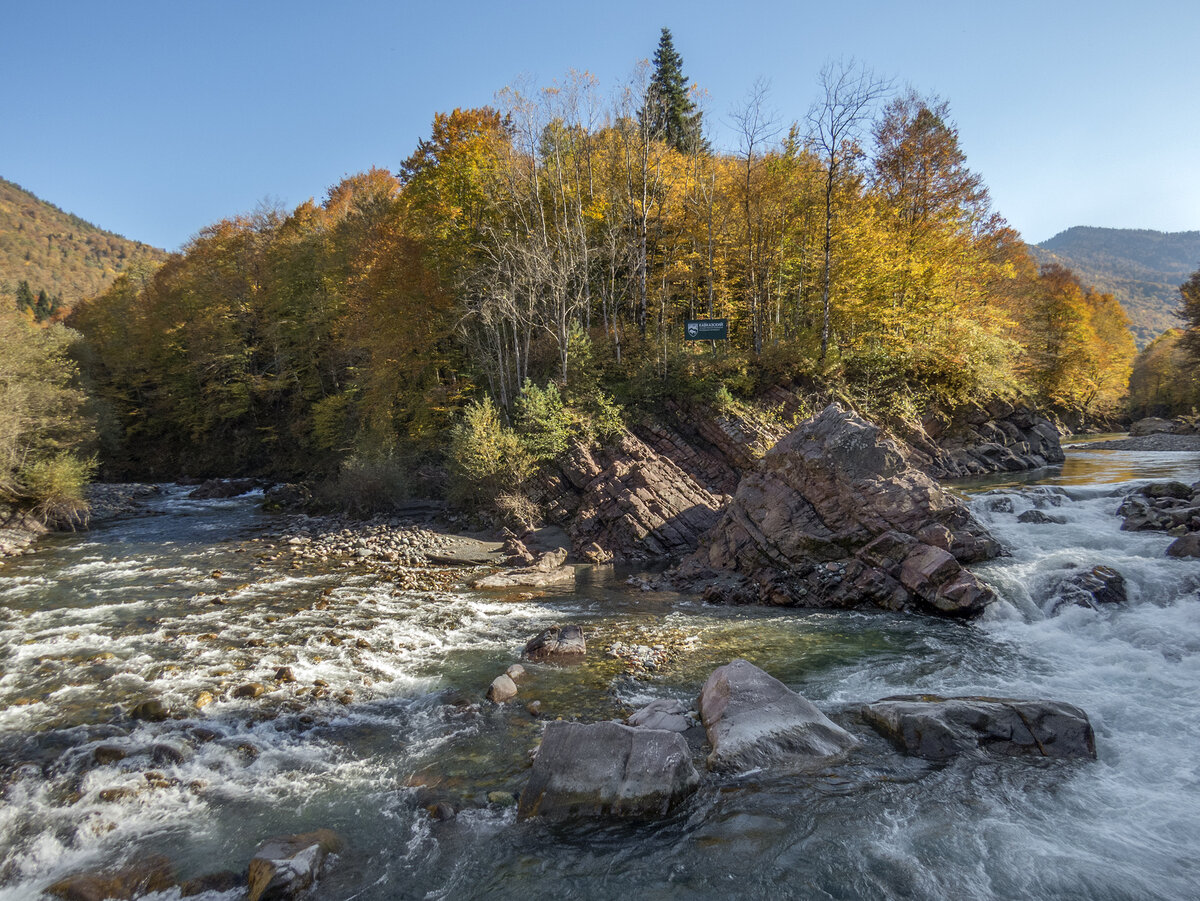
[
  {"x1": 517, "y1": 720, "x2": 700, "y2": 820},
  {"x1": 627, "y1": 699, "x2": 692, "y2": 733},
  {"x1": 1055, "y1": 565, "x2": 1128, "y2": 611},
  {"x1": 246, "y1": 829, "x2": 343, "y2": 901},
  {"x1": 698, "y1": 659, "x2": 857, "y2": 773},
  {"x1": 862, "y1": 695, "x2": 1097, "y2": 761},
  {"x1": 672, "y1": 405, "x2": 1001, "y2": 617}
]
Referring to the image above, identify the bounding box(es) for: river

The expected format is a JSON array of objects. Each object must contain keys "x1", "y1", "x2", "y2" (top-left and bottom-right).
[{"x1": 1, "y1": 445, "x2": 1198, "y2": 900}]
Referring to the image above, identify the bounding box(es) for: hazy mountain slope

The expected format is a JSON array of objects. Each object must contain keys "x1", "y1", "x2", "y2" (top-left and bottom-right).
[
  {"x1": 0, "y1": 177, "x2": 167, "y2": 317},
  {"x1": 1033, "y1": 226, "x2": 1200, "y2": 346}
]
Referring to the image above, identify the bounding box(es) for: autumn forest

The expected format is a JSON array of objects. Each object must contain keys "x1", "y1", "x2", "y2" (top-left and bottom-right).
[{"x1": 5, "y1": 30, "x2": 1200, "y2": 517}]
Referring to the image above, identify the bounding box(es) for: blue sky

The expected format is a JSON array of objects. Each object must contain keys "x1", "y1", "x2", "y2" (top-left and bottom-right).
[{"x1": 5, "y1": 0, "x2": 1198, "y2": 252}]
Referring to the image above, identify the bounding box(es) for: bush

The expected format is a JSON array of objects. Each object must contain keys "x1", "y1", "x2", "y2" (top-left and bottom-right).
[
  {"x1": 514, "y1": 381, "x2": 573, "y2": 461},
  {"x1": 17, "y1": 452, "x2": 96, "y2": 527},
  {"x1": 448, "y1": 396, "x2": 533, "y2": 509},
  {"x1": 317, "y1": 454, "x2": 410, "y2": 516}
]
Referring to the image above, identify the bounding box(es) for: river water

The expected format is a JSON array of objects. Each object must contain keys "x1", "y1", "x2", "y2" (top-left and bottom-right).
[{"x1": 1, "y1": 447, "x2": 1198, "y2": 900}]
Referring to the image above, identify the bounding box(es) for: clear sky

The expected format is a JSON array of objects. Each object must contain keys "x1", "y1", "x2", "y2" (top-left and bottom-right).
[{"x1": 4, "y1": 0, "x2": 1198, "y2": 252}]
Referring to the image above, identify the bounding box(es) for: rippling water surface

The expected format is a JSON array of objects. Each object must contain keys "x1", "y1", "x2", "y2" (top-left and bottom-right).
[{"x1": 1, "y1": 448, "x2": 1199, "y2": 900}]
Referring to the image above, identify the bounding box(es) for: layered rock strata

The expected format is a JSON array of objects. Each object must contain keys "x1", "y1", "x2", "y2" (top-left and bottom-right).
[{"x1": 673, "y1": 405, "x2": 1001, "y2": 617}]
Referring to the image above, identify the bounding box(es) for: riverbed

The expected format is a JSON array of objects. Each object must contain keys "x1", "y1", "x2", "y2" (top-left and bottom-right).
[{"x1": 1, "y1": 446, "x2": 1198, "y2": 900}]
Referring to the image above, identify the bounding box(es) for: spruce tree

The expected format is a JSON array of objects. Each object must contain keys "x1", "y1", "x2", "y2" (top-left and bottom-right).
[
  {"x1": 14, "y1": 280, "x2": 35, "y2": 314},
  {"x1": 640, "y1": 27, "x2": 704, "y2": 153}
]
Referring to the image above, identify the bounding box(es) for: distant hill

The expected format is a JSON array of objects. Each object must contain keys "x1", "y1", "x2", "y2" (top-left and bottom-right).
[
  {"x1": 0, "y1": 177, "x2": 167, "y2": 320},
  {"x1": 1032, "y1": 226, "x2": 1200, "y2": 346}
]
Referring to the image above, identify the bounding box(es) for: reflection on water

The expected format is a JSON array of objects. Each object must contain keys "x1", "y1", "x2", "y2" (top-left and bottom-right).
[
  {"x1": 952, "y1": 447, "x2": 1200, "y2": 493},
  {"x1": 1, "y1": 453, "x2": 1199, "y2": 900}
]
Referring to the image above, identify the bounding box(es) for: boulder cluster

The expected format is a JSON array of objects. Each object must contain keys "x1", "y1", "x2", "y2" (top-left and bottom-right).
[
  {"x1": 510, "y1": 657, "x2": 1095, "y2": 823},
  {"x1": 909, "y1": 399, "x2": 1065, "y2": 479},
  {"x1": 1118, "y1": 480, "x2": 1200, "y2": 558}
]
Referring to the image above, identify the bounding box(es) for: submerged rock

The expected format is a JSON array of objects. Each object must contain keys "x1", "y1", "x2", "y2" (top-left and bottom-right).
[
  {"x1": 129, "y1": 699, "x2": 168, "y2": 722},
  {"x1": 45, "y1": 855, "x2": 176, "y2": 901},
  {"x1": 517, "y1": 720, "x2": 699, "y2": 820},
  {"x1": 697, "y1": 659, "x2": 857, "y2": 773},
  {"x1": 862, "y1": 695, "x2": 1097, "y2": 761},
  {"x1": 673, "y1": 405, "x2": 1000, "y2": 617},
  {"x1": 1017, "y1": 509, "x2": 1066, "y2": 525},
  {"x1": 627, "y1": 698, "x2": 690, "y2": 733},
  {"x1": 522, "y1": 625, "x2": 586, "y2": 662},
  {"x1": 246, "y1": 829, "x2": 343, "y2": 901},
  {"x1": 180, "y1": 870, "x2": 244, "y2": 897}
]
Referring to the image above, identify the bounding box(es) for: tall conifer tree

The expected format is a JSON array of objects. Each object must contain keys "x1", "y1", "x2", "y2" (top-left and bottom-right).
[{"x1": 641, "y1": 28, "x2": 704, "y2": 152}]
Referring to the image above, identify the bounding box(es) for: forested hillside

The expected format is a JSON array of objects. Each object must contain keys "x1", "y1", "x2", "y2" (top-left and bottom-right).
[
  {"x1": 0, "y1": 177, "x2": 166, "y2": 320},
  {"x1": 67, "y1": 33, "x2": 1139, "y2": 502},
  {"x1": 1033, "y1": 227, "x2": 1200, "y2": 346}
]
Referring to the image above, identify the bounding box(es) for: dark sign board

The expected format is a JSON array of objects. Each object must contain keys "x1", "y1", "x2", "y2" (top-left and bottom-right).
[{"x1": 684, "y1": 318, "x2": 728, "y2": 341}]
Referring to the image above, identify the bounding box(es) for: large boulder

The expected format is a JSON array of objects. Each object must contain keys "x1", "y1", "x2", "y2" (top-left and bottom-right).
[
  {"x1": 674, "y1": 405, "x2": 1000, "y2": 617},
  {"x1": 1167, "y1": 533, "x2": 1200, "y2": 558},
  {"x1": 1129, "y1": 417, "x2": 1176, "y2": 437},
  {"x1": 698, "y1": 659, "x2": 857, "y2": 773},
  {"x1": 246, "y1": 829, "x2": 343, "y2": 901},
  {"x1": 862, "y1": 695, "x2": 1097, "y2": 761},
  {"x1": 517, "y1": 721, "x2": 699, "y2": 820}
]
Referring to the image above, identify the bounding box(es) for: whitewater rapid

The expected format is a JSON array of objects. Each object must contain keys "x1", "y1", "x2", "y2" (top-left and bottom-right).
[{"x1": 0, "y1": 448, "x2": 1197, "y2": 900}]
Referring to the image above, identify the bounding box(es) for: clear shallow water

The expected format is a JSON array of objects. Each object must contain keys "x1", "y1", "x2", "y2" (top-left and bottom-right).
[{"x1": 1, "y1": 450, "x2": 1198, "y2": 901}]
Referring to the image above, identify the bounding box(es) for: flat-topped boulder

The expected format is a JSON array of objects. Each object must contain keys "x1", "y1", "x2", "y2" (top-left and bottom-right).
[
  {"x1": 522, "y1": 625, "x2": 586, "y2": 662},
  {"x1": 862, "y1": 695, "x2": 1097, "y2": 761},
  {"x1": 517, "y1": 720, "x2": 699, "y2": 820},
  {"x1": 698, "y1": 659, "x2": 857, "y2": 772},
  {"x1": 673, "y1": 405, "x2": 1000, "y2": 617}
]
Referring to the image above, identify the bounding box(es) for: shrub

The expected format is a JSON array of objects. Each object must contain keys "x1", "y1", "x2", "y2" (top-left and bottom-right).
[
  {"x1": 318, "y1": 454, "x2": 410, "y2": 516},
  {"x1": 17, "y1": 452, "x2": 96, "y2": 527},
  {"x1": 514, "y1": 380, "x2": 573, "y2": 461},
  {"x1": 448, "y1": 396, "x2": 533, "y2": 508}
]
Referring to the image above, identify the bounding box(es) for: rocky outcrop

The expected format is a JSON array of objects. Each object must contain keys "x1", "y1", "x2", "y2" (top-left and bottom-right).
[
  {"x1": 907, "y1": 400, "x2": 1065, "y2": 479},
  {"x1": 540, "y1": 431, "x2": 726, "y2": 562},
  {"x1": 522, "y1": 625, "x2": 586, "y2": 662},
  {"x1": 517, "y1": 720, "x2": 700, "y2": 820},
  {"x1": 246, "y1": 829, "x2": 343, "y2": 901},
  {"x1": 673, "y1": 405, "x2": 1001, "y2": 617},
  {"x1": 698, "y1": 659, "x2": 857, "y2": 772},
  {"x1": 862, "y1": 695, "x2": 1097, "y2": 761},
  {"x1": 1130, "y1": 414, "x2": 1200, "y2": 437}
]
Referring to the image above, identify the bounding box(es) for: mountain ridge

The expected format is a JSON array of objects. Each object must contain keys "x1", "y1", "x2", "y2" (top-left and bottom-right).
[
  {"x1": 1032, "y1": 226, "x2": 1200, "y2": 346},
  {"x1": 0, "y1": 176, "x2": 167, "y2": 318}
]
